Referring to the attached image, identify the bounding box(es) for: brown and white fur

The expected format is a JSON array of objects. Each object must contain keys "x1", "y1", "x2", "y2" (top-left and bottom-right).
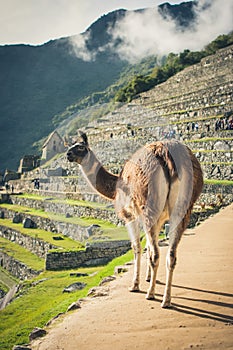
[{"x1": 67, "y1": 131, "x2": 203, "y2": 308}]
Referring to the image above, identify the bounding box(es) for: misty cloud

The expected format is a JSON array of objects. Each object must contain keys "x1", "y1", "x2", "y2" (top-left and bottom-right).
[
  {"x1": 70, "y1": 0, "x2": 233, "y2": 63},
  {"x1": 111, "y1": 0, "x2": 233, "y2": 62},
  {"x1": 70, "y1": 32, "x2": 97, "y2": 61}
]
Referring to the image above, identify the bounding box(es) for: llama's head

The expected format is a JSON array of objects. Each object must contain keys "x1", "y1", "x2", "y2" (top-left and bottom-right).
[{"x1": 67, "y1": 131, "x2": 89, "y2": 164}]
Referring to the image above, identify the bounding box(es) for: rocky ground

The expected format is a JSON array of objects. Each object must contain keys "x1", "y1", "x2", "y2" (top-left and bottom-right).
[{"x1": 31, "y1": 204, "x2": 233, "y2": 350}]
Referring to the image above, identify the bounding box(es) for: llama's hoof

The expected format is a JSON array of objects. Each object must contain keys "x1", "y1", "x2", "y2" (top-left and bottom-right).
[
  {"x1": 145, "y1": 277, "x2": 151, "y2": 282},
  {"x1": 129, "y1": 285, "x2": 140, "y2": 293},
  {"x1": 146, "y1": 292, "x2": 155, "y2": 300},
  {"x1": 161, "y1": 300, "x2": 171, "y2": 308}
]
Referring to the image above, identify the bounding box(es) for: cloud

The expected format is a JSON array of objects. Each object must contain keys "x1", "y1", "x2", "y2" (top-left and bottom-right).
[
  {"x1": 70, "y1": 32, "x2": 96, "y2": 61},
  {"x1": 193, "y1": 0, "x2": 233, "y2": 44},
  {"x1": 70, "y1": 0, "x2": 233, "y2": 63},
  {"x1": 110, "y1": 8, "x2": 179, "y2": 62},
  {"x1": 111, "y1": 0, "x2": 233, "y2": 62}
]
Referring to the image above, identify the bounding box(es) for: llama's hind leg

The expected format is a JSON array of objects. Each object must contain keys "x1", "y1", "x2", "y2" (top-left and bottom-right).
[
  {"x1": 145, "y1": 240, "x2": 151, "y2": 282},
  {"x1": 161, "y1": 217, "x2": 188, "y2": 308},
  {"x1": 126, "y1": 220, "x2": 141, "y2": 292},
  {"x1": 161, "y1": 245, "x2": 177, "y2": 308}
]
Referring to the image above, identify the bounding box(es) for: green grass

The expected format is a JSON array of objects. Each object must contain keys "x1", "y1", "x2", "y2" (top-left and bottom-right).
[
  {"x1": 154, "y1": 104, "x2": 223, "y2": 117},
  {"x1": 0, "y1": 219, "x2": 84, "y2": 251},
  {"x1": 0, "y1": 203, "x2": 128, "y2": 241},
  {"x1": 0, "y1": 267, "x2": 18, "y2": 289},
  {"x1": 192, "y1": 149, "x2": 232, "y2": 153},
  {"x1": 0, "y1": 237, "x2": 44, "y2": 271},
  {"x1": 15, "y1": 193, "x2": 112, "y2": 210},
  {"x1": 201, "y1": 162, "x2": 233, "y2": 166},
  {"x1": 0, "y1": 203, "x2": 99, "y2": 225},
  {"x1": 186, "y1": 136, "x2": 233, "y2": 143},
  {"x1": 0, "y1": 249, "x2": 134, "y2": 350},
  {"x1": 0, "y1": 281, "x2": 9, "y2": 294},
  {"x1": 52, "y1": 197, "x2": 112, "y2": 210},
  {"x1": 170, "y1": 114, "x2": 221, "y2": 125},
  {"x1": 204, "y1": 179, "x2": 233, "y2": 186},
  {"x1": 15, "y1": 193, "x2": 46, "y2": 201}
]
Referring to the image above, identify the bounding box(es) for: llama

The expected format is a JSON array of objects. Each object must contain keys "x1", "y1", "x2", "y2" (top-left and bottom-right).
[{"x1": 67, "y1": 132, "x2": 203, "y2": 308}]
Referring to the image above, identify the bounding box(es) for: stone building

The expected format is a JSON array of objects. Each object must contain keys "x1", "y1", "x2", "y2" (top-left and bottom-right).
[
  {"x1": 18, "y1": 155, "x2": 40, "y2": 174},
  {"x1": 3, "y1": 169, "x2": 20, "y2": 182},
  {"x1": 41, "y1": 131, "x2": 65, "y2": 162}
]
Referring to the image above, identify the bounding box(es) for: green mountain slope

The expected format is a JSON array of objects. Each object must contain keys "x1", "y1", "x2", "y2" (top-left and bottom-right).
[
  {"x1": 0, "y1": 38, "x2": 128, "y2": 171},
  {"x1": 0, "y1": 1, "x2": 212, "y2": 172}
]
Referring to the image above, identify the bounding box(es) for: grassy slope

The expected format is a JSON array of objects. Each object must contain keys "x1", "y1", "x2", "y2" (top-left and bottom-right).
[
  {"x1": 15, "y1": 193, "x2": 113, "y2": 210},
  {"x1": 0, "y1": 219, "x2": 84, "y2": 251},
  {"x1": 0, "y1": 237, "x2": 44, "y2": 271},
  {"x1": 0, "y1": 203, "x2": 128, "y2": 241},
  {"x1": 0, "y1": 268, "x2": 18, "y2": 292},
  {"x1": 0, "y1": 250, "x2": 134, "y2": 350},
  {"x1": 0, "y1": 197, "x2": 133, "y2": 349}
]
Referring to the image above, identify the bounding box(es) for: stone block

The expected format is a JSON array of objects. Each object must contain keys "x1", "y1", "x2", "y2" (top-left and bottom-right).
[
  {"x1": 29, "y1": 328, "x2": 47, "y2": 341},
  {"x1": 214, "y1": 141, "x2": 230, "y2": 151},
  {"x1": 52, "y1": 236, "x2": 64, "y2": 241},
  {"x1": 114, "y1": 266, "x2": 128, "y2": 275},
  {"x1": 63, "y1": 282, "x2": 86, "y2": 293},
  {"x1": 70, "y1": 272, "x2": 88, "y2": 277},
  {"x1": 67, "y1": 301, "x2": 81, "y2": 312},
  {"x1": 12, "y1": 214, "x2": 22, "y2": 224},
  {"x1": 23, "y1": 218, "x2": 37, "y2": 229}
]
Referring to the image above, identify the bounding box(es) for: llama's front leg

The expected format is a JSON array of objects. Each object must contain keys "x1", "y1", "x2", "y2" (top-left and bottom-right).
[{"x1": 126, "y1": 220, "x2": 141, "y2": 292}]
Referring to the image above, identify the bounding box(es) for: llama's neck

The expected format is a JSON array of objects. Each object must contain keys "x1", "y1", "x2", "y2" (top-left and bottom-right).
[{"x1": 80, "y1": 149, "x2": 118, "y2": 200}]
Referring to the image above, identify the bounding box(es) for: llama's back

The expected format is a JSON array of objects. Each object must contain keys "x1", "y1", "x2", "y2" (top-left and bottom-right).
[
  {"x1": 145, "y1": 140, "x2": 203, "y2": 217},
  {"x1": 115, "y1": 140, "x2": 203, "y2": 225},
  {"x1": 159, "y1": 140, "x2": 203, "y2": 238}
]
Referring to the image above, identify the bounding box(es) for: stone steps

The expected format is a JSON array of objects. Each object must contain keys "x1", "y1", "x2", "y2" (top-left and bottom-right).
[
  {"x1": 0, "y1": 203, "x2": 121, "y2": 244},
  {"x1": 88, "y1": 46, "x2": 233, "y2": 130},
  {"x1": 10, "y1": 196, "x2": 120, "y2": 225},
  {"x1": 8, "y1": 45, "x2": 233, "y2": 198}
]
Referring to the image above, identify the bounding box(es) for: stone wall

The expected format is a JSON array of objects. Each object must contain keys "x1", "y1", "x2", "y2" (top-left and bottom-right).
[
  {"x1": 10, "y1": 180, "x2": 233, "y2": 214},
  {"x1": 46, "y1": 206, "x2": 222, "y2": 271},
  {"x1": 0, "y1": 251, "x2": 41, "y2": 280},
  {"x1": 1, "y1": 209, "x2": 92, "y2": 242},
  {"x1": 10, "y1": 196, "x2": 121, "y2": 225},
  {"x1": 0, "y1": 225, "x2": 57, "y2": 258},
  {"x1": 46, "y1": 240, "x2": 131, "y2": 270},
  {"x1": 9, "y1": 131, "x2": 233, "y2": 195},
  {"x1": 7, "y1": 45, "x2": 233, "y2": 199}
]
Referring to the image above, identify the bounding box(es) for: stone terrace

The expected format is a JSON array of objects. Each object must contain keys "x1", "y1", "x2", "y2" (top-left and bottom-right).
[
  {"x1": 1, "y1": 46, "x2": 232, "y2": 279},
  {"x1": 10, "y1": 45, "x2": 233, "y2": 201}
]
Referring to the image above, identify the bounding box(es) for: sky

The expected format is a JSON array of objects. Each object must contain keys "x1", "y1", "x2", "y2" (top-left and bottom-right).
[
  {"x1": 0, "y1": 0, "x2": 183, "y2": 45},
  {"x1": 0, "y1": 0, "x2": 232, "y2": 63}
]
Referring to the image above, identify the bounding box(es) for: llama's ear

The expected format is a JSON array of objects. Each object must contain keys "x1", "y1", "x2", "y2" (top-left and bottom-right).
[{"x1": 79, "y1": 130, "x2": 89, "y2": 146}]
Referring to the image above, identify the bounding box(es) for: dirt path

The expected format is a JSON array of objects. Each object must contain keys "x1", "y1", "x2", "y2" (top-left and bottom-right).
[{"x1": 32, "y1": 204, "x2": 233, "y2": 350}]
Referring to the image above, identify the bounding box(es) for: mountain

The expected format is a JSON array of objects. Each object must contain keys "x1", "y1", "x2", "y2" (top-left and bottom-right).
[
  {"x1": 0, "y1": 1, "x2": 206, "y2": 172},
  {"x1": 158, "y1": 1, "x2": 196, "y2": 27},
  {"x1": 0, "y1": 35, "x2": 127, "y2": 172}
]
